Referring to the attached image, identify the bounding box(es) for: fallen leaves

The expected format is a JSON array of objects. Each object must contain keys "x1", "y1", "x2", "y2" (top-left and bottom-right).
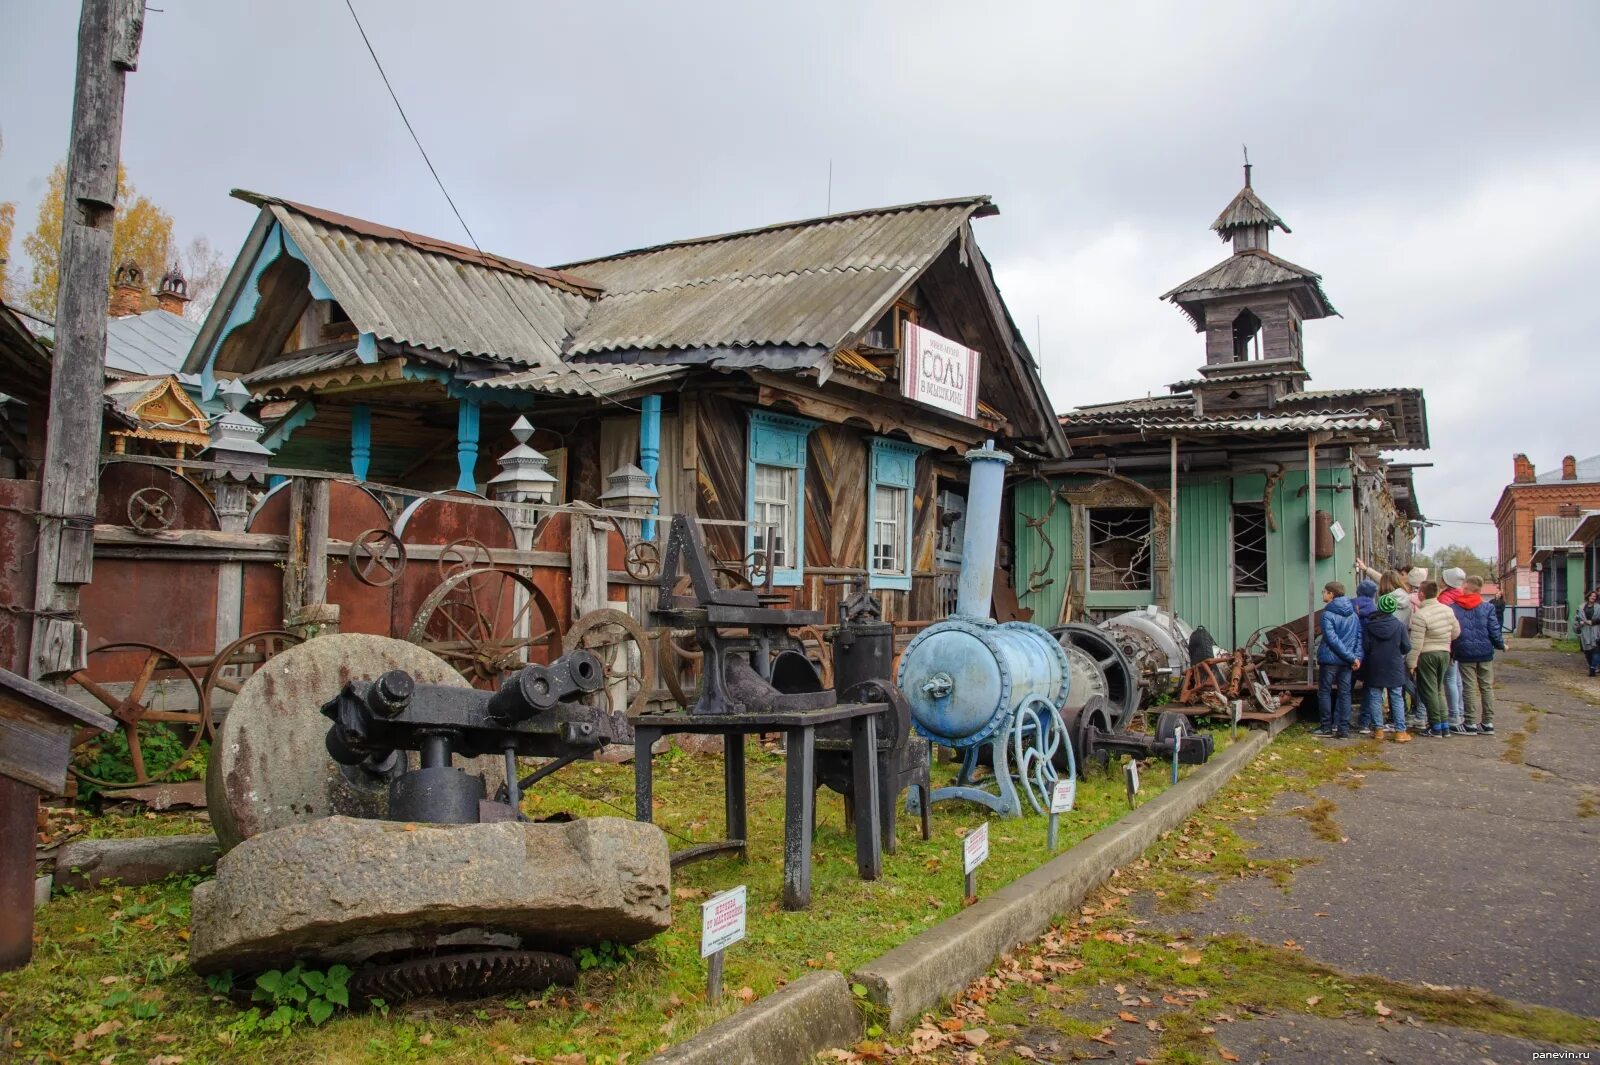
[
  {"x1": 1305, "y1": 995, "x2": 1321, "y2": 1007},
  {"x1": 1117, "y1": 1010, "x2": 1140, "y2": 1023},
  {"x1": 1219, "y1": 1049, "x2": 1241, "y2": 1062},
  {"x1": 72, "y1": 1020, "x2": 122, "y2": 1050},
  {"x1": 1178, "y1": 951, "x2": 1204, "y2": 966},
  {"x1": 1375, "y1": 1000, "x2": 1393, "y2": 1017}
]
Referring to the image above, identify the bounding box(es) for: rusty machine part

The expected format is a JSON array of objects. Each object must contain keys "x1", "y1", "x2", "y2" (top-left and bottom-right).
[
  {"x1": 321, "y1": 648, "x2": 618, "y2": 824},
  {"x1": 126, "y1": 486, "x2": 177, "y2": 533},
  {"x1": 349, "y1": 949, "x2": 577, "y2": 1003},
  {"x1": 348, "y1": 528, "x2": 407, "y2": 587},
  {"x1": 1060, "y1": 698, "x2": 1214, "y2": 774},
  {"x1": 623, "y1": 538, "x2": 661, "y2": 581},
  {"x1": 1244, "y1": 625, "x2": 1310, "y2": 680},
  {"x1": 1049, "y1": 622, "x2": 1140, "y2": 728},
  {"x1": 1098, "y1": 607, "x2": 1206, "y2": 705},
  {"x1": 649, "y1": 514, "x2": 832, "y2": 716},
  {"x1": 564, "y1": 607, "x2": 658, "y2": 719},
  {"x1": 407, "y1": 568, "x2": 563, "y2": 689},
  {"x1": 200, "y1": 629, "x2": 303, "y2": 734},
  {"x1": 66, "y1": 642, "x2": 210, "y2": 786},
  {"x1": 438, "y1": 538, "x2": 494, "y2": 579}
]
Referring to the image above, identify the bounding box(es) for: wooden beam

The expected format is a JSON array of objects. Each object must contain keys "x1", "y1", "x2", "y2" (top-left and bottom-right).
[{"x1": 29, "y1": 0, "x2": 145, "y2": 679}]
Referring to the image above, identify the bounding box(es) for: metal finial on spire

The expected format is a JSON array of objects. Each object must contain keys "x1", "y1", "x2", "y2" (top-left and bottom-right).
[
  {"x1": 1242, "y1": 144, "x2": 1252, "y2": 188},
  {"x1": 510, "y1": 415, "x2": 534, "y2": 445}
]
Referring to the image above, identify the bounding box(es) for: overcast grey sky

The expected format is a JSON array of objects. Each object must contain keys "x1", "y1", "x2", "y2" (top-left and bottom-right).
[{"x1": 5, "y1": 1, "x2": 1599, "y2": 557}]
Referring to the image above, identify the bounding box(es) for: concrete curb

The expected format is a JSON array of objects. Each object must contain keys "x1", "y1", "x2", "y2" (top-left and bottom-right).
[
  {"x1": 646, "y1": 970, "x2": 862, "y2": 1065},
  {"x1": 854, "y1": 727, "x2": 1274, "y2": 1030},
  {"x1": 645, "y1": 722, "x2": 1281, "y2": 1061}
]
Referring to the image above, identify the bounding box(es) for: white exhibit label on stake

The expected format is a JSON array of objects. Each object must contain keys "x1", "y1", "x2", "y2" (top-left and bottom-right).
[
  {"x1": 963, "y1": 822, "x2": 990, "y2": 874},
  {"x1": 700, "y1": 885, "x2": 747, "y2": 958},
  {"x1": 1050, "y1": 777, "x2": 1076, "y2": 814},
  {"x1": 1125, "y1": 760, "x2": 1140, "y2": 798}
]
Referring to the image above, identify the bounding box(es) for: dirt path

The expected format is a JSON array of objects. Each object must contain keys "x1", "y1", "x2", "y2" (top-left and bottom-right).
[{"x1": 837, "y1": 639, "x2": 1600, "y2": 1064}]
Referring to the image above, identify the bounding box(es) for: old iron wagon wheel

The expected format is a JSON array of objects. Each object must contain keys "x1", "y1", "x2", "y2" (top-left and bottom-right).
[
  {"x1": 348, "y1": 528, "x2": 407, "y2": 587},
  {"x1": 623, "y1": 538, "x2": 661, "y2": 581},
  {"x1": 66, "y1": 642, "x2": 209, "y2": 787},
  {"x1": 406, "y1": 567, "x2": 562, "y2": 689},
  {"x1": 437, "y1": 537, "x2": 494, "y2": 580},
  {"x1": 563, "y1": 608, "x2": 658, "y2": 719},
  {"x1": 126, "y1": 486, "x2": 177, "y2": 533},
  {"x1": 200, "y1": 629, "x2": 303, "y2": 735},
  {"x1": 657, "y1": 628, "x2": 704, "y2": 709}
]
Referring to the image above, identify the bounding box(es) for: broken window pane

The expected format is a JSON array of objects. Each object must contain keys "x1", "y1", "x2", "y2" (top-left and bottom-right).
[
  {"x1": 1232, "y1": 503, "x2": 1269, "y2": 594},
  {"x1": 1088, "y1": 507, "x2": 1153, "y2": 591}
]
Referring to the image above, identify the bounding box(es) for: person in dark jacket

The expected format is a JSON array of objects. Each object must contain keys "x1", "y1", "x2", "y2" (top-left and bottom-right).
[
  {"x1": 1449, "y1": 575, "x2": 1505, "y2": 733},
  {"x1": 1316, "y1": 582, "x2": 1363, "y2": 738},
  {"x1": 1361, "y1": 592, "x2": 1413, "y2": 741}
]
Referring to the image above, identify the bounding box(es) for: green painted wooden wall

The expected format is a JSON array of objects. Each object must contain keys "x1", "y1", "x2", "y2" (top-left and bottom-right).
[{"x1": 1012, "y1": 466, "x2": 1360, "y2": 647}]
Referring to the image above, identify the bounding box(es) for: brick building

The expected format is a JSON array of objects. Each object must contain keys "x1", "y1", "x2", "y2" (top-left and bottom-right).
[{"x1": 1492, "y1": 453, "x2": 1600, "y2": 620}]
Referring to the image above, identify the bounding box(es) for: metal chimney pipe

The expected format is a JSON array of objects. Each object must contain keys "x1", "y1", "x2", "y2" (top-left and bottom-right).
[{"x1": 955, "y1": 440, "x2": 1014, "y2": 619}]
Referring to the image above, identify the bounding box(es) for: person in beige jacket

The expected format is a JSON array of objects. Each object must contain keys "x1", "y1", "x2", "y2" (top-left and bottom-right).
[{"x1": 1407, "y1": 580, "x2": 1461, "y2": 737}]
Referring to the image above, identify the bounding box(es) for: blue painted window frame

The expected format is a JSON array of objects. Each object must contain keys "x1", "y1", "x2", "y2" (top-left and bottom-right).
[
  {"x1": 745, "y1": 410, "x2": 819, "y2": 587},
  {"x1": 868, "y1": 436, "x2": 925, "y2": 591}
]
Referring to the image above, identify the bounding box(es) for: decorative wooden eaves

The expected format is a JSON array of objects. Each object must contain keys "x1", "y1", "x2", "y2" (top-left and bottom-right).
[{"x1": 106, "y1": 376, "x2": 211, "y2": 451}]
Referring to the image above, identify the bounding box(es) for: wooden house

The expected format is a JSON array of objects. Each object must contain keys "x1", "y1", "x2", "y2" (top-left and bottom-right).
[
  {"x1": 179, "y1": 192, "x2": 1066, "y2": 623},
  {"x1": 1010, "y1": 169, "x2": 1429, "y2": 648}
]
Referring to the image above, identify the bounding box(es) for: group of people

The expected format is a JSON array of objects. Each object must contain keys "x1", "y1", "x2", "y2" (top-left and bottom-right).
[{"x1": 1315, "y1": 564, "x2": 1504, "y2": 741}]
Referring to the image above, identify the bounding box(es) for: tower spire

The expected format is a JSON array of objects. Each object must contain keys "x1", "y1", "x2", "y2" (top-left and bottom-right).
[{"x1": 1242, "y1": 144, "x2": 1252, "y2": 188}]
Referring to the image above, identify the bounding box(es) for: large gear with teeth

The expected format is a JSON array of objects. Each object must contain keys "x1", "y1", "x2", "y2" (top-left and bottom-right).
[{"x1": 350, "y1": 949, "x2": 577, "y2": 1003}]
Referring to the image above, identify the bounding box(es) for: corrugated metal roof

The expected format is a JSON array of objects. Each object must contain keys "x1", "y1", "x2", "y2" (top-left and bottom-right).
[
  {"x1": 558, "y1": 198, "x2": 990, "y2": 359},
  {"x1": 1168, "y1": 367, "x2": 1309, "y2": 391},
  {"x1": 1062, "y1": 405, "x2": 1385, "y2": 434},
  {"x1": 1535, "y1": 453, "x2": 1600, "y2": 484},
  {"x1": 239, "y1": 348, "x2": 360, "y2": 386},
  {"x1": 105, "y1": 309, "x2": 200, "y2": 378},
  {"x1": 467, "y1": 362, "x2": 686, "y2": 398},
  {"x1": 248, "y1": 195, "x2": 595, "y2": 368},
  {"x1": 1533, "y1": 514, "x2": 1582, "y2": 549},
  {"x1": 1210, "y1": 185, "x2": 1289, "y2": 235}
]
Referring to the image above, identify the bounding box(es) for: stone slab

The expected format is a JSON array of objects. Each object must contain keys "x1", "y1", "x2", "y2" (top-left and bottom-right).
[
  {"x1": 647, "y1": 971, "x2": 862, "y2": 1065},
  {"x1": 189, "y1": 815, "x2": 670, "y2": 974},
  {"x1": 852, "y1": 727, "x2": 1273, "y2": 1030},
  {"x1": 53, "y1": 834, "x2": 219, "y2": 891},
  {"x1": 207, "y1": 633, "x2": 505, "y2": 851}
]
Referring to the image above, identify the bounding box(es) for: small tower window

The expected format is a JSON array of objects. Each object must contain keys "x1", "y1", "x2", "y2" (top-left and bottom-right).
[{"x1": 1231, "y1": 309, "x2": 1262, "y2": 361}]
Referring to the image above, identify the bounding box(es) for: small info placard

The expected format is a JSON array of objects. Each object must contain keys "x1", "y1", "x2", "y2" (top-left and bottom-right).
[
  {"x1": 700, "y1": 885, "x2": 747, "y2": 958},
  {"x1": 963, "y1": 822, "x2": 990, "y2": 875},
  {"x1": 1050, "y1": 777, "x2": 1076, "y2": 814}
]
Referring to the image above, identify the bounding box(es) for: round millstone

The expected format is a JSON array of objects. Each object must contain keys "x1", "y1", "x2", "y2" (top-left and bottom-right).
[
  {"x1": 207, "y1": 633, "x2": 505, "y2": 851},
  {"x1": 188, "y1": 815, "x2": 672, "y2": 974}
]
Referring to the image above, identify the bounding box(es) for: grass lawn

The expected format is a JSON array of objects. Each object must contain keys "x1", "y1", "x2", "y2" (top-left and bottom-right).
[{"x1": 1, "y1": 722, "x2": 1234, "y2": 1064}]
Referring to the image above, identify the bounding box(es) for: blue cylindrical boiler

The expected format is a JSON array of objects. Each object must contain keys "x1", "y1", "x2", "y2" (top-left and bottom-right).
[{"x1": 897, "y1": 442, "x2": 1069, "y2": 749}]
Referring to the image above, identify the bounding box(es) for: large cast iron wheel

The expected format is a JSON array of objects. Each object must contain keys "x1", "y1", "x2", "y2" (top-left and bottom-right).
[
  {"x1": 1050, "y1": 623, "x2": 1141, "y2": 728},
  {"x1": 564, "y1": 607, "x2": 657, "y2": 719},
  {"x1": 200, "y1": 629, "x2": 302, "y2": 735},
  {"x1": 66, "y1": 642, "x2": 209, "y2": 786},
  {"x1": 407, "y1": 568, "x2": 562, "y2": 689}
]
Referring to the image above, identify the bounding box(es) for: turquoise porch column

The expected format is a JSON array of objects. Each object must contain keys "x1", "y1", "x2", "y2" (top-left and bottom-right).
[
  {"x1": 350, "y1": 404, "x2": 372, "y2": 481},
  {"x1": 456, "y1": 400, "x2": 480, "y2": 492},
  {"x1": 639, "y1": 394, "x2": 661, "y2": 539}
]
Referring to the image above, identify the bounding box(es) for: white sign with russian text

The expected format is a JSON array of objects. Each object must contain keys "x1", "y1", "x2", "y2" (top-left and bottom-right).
[
  {"x1": 700, "y1": 885, "x2": 747, "y2": 958},
  {"x1": 963, "y1": 821, "x2": 990, "y2": 874},
  {"x1": 1050, "y1": 777, "x2": 1076, "y2": 814},
  {"x1": 902, "y1": 322, "x2": 981, "y2": 419}
]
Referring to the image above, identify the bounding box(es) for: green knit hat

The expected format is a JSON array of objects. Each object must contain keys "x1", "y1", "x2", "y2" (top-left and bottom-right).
[{"x1": 1378, "y1": 591, "x2": 1403, "y2": 614}]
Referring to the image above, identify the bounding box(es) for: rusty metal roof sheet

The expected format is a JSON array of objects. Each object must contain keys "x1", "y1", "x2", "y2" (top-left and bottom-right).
[
  {"x1": 239, "y1": 348, "x2": 361, "y2": 386},
  {"x1": 558, "y1": 197, "x2": 993, "y2": 360},
  {"x1": 237, "y1": 192, "x2": 596, "y2": 369}
]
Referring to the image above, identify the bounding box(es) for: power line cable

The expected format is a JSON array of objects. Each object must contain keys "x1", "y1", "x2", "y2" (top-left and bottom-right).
[{"x1": 340, "y1": 0, "x2": 641, "y2": 413}]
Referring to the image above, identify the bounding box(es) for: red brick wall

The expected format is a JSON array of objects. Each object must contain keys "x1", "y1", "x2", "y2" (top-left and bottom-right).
[{"x1": 1492, "y1": 481, "x2": 1600, "y2": 604}]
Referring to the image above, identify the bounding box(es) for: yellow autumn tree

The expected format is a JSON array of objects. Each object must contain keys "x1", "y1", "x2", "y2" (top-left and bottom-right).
[
  {"x1": 0, "y1": 201, "x2": 15, "y2": 303},
  {"x1": 21, "y1": 162, "x2": 174, "y2": 316}
]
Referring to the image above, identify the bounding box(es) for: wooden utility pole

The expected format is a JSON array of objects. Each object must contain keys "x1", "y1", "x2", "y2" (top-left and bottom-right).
[{"x1": 29, "y1": 0, "x2": 144, "y2": 679}]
